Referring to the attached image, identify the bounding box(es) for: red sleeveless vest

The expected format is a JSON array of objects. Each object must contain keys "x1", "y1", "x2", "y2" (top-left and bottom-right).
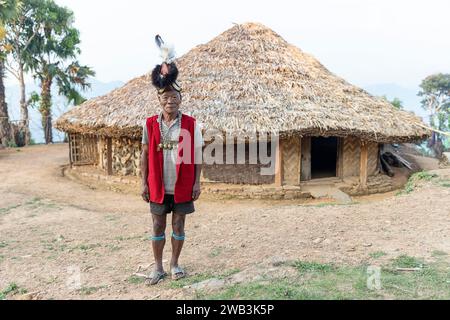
[{"x1": 146, "y1": 114, "x2": 196, "y2": 204}]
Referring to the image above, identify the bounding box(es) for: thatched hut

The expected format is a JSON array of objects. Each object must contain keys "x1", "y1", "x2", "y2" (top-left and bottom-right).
[{"x1": 55, "y1": 22, "x2": 430, "y2": 192}]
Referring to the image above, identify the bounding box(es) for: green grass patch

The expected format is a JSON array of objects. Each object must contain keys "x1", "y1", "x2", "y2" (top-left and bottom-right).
[
  {"x1": 0, "y1": 241, "x2": 8, "y2": 249},
  {"x1": 303, "y1": 202, "x2": 359, "y2": 208},
  {"x1": 0, "y1": 203, "x2": 22, "y2": 215},
  {"x1": 72, "y1": 243, "x2": 102, "y2": 252},
  {"x1": 209, "y1": 247, "x2": 223, "y2": 258},
  {"x1": 76, "y1": 286, "x2": 104, "y2": 296},
  {"x1": 198, "y1": 256, "x2": 450, "y2": 300},
  {"x1": 432, "y1": 250, "x2": 448, "y2": 257},
  {"x1": 107, "y1": 244, "x2": 122, "y2": 252},
  {"x1": 399, "y1": 171, "x2": 438, "y2": 194},
  {"x1": 391, "y1": 255, "x2": 424, "y2": 269},
  {"x1": 105, "y1": 215, "x2": 120, "y2": 221},
  {"x1": 168, "y1": 269, "x2": 242, "y2": 289},
  {"x1": 127, "y1": 275, "x2": 145, "y2": 285},
  {"x1": 0, "y1": 283, "x2": 27, "y2": 300},
  {"x1": 438, "y1": 179, "x2": 450, "y2": 188},
  {"x1": 369, "y1": 251, "x2": 387, "y2": 259},
  {"x1": 292, "y1": 261, "x2": 335, "y2": 274},
  {"x1": 168, "y1": 272, "x2": 215, "y2": 289}
]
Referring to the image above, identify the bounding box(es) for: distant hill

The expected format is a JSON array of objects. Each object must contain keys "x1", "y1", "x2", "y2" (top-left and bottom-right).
[
  {"x1": 363, "y1": 83, "x2": 429, "y2": 122},
  {"x1": 6, "y1": 79, "x2": 124, "y2": 143}
]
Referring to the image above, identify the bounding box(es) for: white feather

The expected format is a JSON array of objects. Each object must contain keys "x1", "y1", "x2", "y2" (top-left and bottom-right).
[{"x1": 159, "y1": 43, "x2": 176, "y2": 63}]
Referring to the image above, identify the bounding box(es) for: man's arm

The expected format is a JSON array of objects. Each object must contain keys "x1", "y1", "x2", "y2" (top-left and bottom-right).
[
  {"x1": 140, "y1": 144, "x2": 149, "y2": 202},
  {"x1": 192, "y1": 163, "x2": 202, "y2": 201},
  {"x1": 192, "y1": 122, "x2": 203, "y2": 201}
]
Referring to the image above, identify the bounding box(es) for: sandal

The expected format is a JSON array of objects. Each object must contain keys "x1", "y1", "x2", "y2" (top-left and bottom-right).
[
  {"x1": 171, "y1": 266, "x2": 186, "y2": 280},
  {"x1": 145, "y1": 270, "x2": 167, "y2": 285}
]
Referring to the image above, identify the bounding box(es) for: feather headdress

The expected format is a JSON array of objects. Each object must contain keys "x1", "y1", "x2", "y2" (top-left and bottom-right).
[{"x1": 151, "y1": 35, "x2": 181, "y2": 93}]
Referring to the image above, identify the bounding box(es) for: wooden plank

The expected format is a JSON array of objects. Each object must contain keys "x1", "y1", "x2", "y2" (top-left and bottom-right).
[
  {"x1": 336, "y1": 137, "x2": 344, "y2": 178},
  {"x1": 300, "y1": 136, "x2": 311, "y2": 181},
  {"x1": 359, "y1": 140, "x2": 368, "y2": 189},
  {"x1": 298, "y1": 137, "x2": 302, "y2": 185},
  {"x1": 282, "y1": 137, "x2": 301, "y2": 185},
  {"x1": 107, "y1": 137, "x2": 113, "y2": 175},
  {"x1": 343, "y1": 136, "x2": 360, "y2": 177},
  {"x1": 274, "y1": 138, "x2": 283, "y2": 186},
  {"x1": 68, "y1": 134, "x2": 73, "y2": 167}
]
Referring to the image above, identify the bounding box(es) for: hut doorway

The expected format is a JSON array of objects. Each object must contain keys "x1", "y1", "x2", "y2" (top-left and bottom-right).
[{"x1": 310, "y1": 137, "x2": 338, "y2": 179}]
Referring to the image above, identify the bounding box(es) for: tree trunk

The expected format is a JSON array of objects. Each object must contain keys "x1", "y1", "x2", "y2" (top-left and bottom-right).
[
  {"x1": 40, "y1": 74, "x2": 53, "y2": 144},
  {"x1": 0, "y1": 60, "x2": 11, "y2": 147},
  {"x1": 19, "y1": 64, "x2": 30, "y2": 145}
]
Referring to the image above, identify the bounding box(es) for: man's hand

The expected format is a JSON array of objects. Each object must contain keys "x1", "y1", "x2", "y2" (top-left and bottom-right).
[
  {"x1": 141, "y1": 184, "x2": 150, "y2": 203},
  {"x1": 192, "y1": 182, "x2": 201, "y2": 201}
]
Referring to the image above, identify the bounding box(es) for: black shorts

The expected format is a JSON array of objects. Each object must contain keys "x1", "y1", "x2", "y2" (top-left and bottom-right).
[{"x1": 150, "y1": 194, "x2": 195, "y2": 215}]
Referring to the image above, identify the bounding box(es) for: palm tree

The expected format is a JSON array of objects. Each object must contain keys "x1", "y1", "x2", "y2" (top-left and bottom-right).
[
  {"x1": 26, "y1": 0, "x2": 95, "y2": 143},
  {"x1": 0, "y1": 0, "x2": 22, "y2": 146}
]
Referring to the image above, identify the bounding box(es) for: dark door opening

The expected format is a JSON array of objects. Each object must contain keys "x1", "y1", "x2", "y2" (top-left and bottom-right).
[{"x1": 311, "y1": 137, "x2": 338, "y2": 179}]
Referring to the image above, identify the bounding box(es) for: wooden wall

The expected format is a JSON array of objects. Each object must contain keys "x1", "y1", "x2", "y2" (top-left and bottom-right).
[{"x1": 342, "y1": 137, "x2": 379, "y2": 177}]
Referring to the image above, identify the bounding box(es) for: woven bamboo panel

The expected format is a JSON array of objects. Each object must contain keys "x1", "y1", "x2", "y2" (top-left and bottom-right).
[
  {"x1": 342, "y1": 136, "x2": 360, "y2": 177},
  {"x1": 367, "y1": 142, "x2": 379, "y2": 176},
  {"x1": 282, "y1": 137, "x2": 301, "y2": 185},
  {"x1": 69, "y1": 134, "x2": 98, "y2": 165}
]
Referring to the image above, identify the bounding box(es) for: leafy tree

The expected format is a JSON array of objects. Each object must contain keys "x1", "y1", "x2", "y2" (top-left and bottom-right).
[
  {"x1": 380, "y1": 95, "x2": 404, "y2": 110},
  {"x1": 4, "y1": 0, "x2": 40, "y2": 145},
  {"x1": 390, "y1": 97, "x2": 403, "y2": 110},
  {"x1": 418, "y1": 73, "x2": 450, "y2": 155},
  {"x1": 25, "y1": 0, "x2": 94, "y2": 143},
  {"x1": 0, "y1": 0, "x2": 22, "y2": 146},
  {"x1": 418, "y1": 73, "x2": 450, "y2": 130}
]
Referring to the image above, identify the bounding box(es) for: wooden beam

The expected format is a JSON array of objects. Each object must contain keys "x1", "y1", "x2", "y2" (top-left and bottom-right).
[
  {"x1": 106, "y1": 137, "x2": 113, "y2": 175},
  {"x1": 336, "y1": 137, "x2": 344, "y2": 178},
  {"x1": 68, "y1": 134, "x2": 73, "y2": 167},
  {"x1": 300, "y1": 137, "x2": 311, "y2": 181},
  {"x1": 359, "y1": 140, "x2": 368, "y2": 189},
  {"x1": 274, "y1": 138, "x2": 283, "y2": 186},
  {"x1": 297, "y1": 137, "x2": 302, "y2": 185}
]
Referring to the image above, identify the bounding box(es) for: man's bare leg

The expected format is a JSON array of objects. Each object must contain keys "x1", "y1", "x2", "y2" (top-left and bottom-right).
[
  {"x1": 151, "y1": 213, "x2": 167, "y2": 273},
  {"x1": 170, "y1": 213, "x2": 186, "y2": 272}
]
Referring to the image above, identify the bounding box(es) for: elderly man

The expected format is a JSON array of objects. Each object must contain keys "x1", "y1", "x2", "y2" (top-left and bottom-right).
[{"x1": 141, "y1": 59, "x2": 203, "y2": 285}]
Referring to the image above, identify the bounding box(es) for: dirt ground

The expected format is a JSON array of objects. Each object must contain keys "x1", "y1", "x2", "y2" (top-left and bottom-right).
[{"x1": 0, "y1": 144, "x2": 449, "y2": 299}]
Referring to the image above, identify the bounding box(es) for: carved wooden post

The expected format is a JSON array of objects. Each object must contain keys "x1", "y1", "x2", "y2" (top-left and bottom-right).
[
  {"x1": 275, "y1": 138, "x2": 283, "y2": 186},
  {"x1": 107, "y1": 137, "x2": 113, "y2": 175}
]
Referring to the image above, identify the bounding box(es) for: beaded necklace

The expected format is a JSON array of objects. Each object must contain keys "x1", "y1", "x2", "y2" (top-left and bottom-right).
[{"x1": 158, "y1": 112, "x2": 181, "y2": 151}]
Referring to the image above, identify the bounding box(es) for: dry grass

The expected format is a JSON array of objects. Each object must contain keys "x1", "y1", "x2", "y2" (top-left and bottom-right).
[{"x1": 55, "y1": 22, "x2": 430, "y2": 143}]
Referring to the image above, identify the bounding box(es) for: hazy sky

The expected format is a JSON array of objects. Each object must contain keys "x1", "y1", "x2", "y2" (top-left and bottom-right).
[{"x1": 16, "y1": 0, "x2": 450, "y2": 88}]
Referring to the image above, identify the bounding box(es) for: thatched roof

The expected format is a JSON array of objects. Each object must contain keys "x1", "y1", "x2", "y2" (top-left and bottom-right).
[{"x1": 55, "y1": 22, "x2": 430, "y2": 143}]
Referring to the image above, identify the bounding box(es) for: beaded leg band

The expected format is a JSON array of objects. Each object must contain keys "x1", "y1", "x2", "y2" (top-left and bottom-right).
[
  {"x1": 151, "y1": 233, "x2": 166, "y2": 241},
  {"x1": 172, "y1": 232, "x2": 185, "y2": 241}
]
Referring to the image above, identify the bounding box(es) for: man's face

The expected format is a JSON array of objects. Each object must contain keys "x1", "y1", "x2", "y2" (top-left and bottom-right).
[{"x1": 158, "y1": 90, "x2": 181, "y2": 115}]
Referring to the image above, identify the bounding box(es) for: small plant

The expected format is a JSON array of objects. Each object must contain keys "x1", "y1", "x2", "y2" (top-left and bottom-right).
[
  {"x1": 77, "y1": 286, "x2": 104, "y2": 295},
  {"x1": 6, "y1": 140, "x2": 17, "y2": 148},
  {"x1": 0, "y1": 283, "x2": 26, "y2": 300},
  {"x1": 127, "y1": 275, "x2": 145, "y2": 285},
  {"x1": 292, "y1": 261, "x2": 335, "y2": 274},
  {"x1": 391, "y1": 255, "x2": 424, "y2": 268},
  {"x1": 400, "y1": 171, "x2": 437, "y2": 194},
  {"x1": 209, "y1": 247, "x2": 223, "y2": 258},
  {"x1": 369, "y1": 251, "x2": 387, "y2": 259},
  {"x1": 431, "y1": 250, "x2": 448, "y2": 257}
]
